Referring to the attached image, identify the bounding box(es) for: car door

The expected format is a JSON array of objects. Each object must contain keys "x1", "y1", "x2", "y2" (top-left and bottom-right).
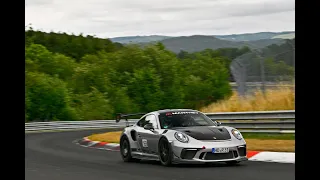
[
  {"x1": 137, "y1": 114, "x2": 161, "y2": 155},
  {"x1": 135, "y1": 116, "x2": 147, "y2": 151}
]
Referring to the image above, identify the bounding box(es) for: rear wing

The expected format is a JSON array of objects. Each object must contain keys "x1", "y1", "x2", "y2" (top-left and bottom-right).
[{"x1": 115, "y1": 113, "x2": 146, "y2": 127}]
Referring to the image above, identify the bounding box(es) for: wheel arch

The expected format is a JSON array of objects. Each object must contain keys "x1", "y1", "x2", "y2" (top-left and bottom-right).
[
  {"x1": 157, "y1": 135, "x2": 169, "y2": 149},
  {"x1": 120, "y1": 133, "x2": 128, "y2": 143}
]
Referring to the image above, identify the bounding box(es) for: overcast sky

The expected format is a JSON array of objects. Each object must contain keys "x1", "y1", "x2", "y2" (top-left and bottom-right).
[{"x1": 25, "y1": 0, "x2": 295, "y2": 38}]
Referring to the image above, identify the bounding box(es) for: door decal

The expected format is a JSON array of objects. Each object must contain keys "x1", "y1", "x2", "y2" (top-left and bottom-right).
[{"x1": 142, "y1": 139, "x2": 148, "y2": 147}]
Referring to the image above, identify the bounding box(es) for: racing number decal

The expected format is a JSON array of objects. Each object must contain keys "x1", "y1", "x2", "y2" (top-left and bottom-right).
[{"x1": 142, "y1": 139, "x2": 148, "y2": 147}]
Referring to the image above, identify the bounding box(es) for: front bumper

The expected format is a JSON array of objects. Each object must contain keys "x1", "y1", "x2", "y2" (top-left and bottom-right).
[{"x1": 170, "y1": 141, "x2": 248, "y2": 163}]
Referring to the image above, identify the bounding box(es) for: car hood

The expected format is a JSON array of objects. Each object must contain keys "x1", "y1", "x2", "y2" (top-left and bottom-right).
[{"x1": 171, "y1": 126, "x2": 231, "y2": 140}]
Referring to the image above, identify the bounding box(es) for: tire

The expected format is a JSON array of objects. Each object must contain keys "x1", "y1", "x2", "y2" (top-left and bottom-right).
[
  {"x1": 225, "y1": 161, "x2": 240, "y2": 166},
  {"x1": 120, "y1": 136, "x2": 134, "y2": 162},
  {"x1": 158, "y1": 138, "x2": 173, "y2": 166}
]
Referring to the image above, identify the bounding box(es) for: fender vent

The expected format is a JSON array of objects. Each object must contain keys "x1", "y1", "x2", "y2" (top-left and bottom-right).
[{"x1": 131, "y1": 130, "x2": 137, "y2": 141}]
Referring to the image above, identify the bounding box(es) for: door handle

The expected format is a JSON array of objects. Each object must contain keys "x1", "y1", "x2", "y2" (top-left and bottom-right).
[{"x1": 137, "y1": 134, "x2": 141, "y2": 137}]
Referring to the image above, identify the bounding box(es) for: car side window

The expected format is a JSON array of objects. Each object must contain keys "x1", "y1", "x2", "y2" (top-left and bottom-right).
[
  {"x1": 137, "y1": 117, "x2": 147, "y2": 127},
  {"x1": 145, "y1": 114, "x2": 159, "y2": 129}
]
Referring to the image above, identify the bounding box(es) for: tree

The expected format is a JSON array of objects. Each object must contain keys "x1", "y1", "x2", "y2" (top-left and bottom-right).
[
  {"x1": 128, "y1": 68, "x2": 164, "y2": 112},
  {"x1": 25, "y1": 30, "x2": 253, "y2": 121},
  {"x1": 71, "y1": 87, "x2": 114, "y2": 120},
  {"x1": 25, "y1": 71, "x2": 77, "y2": 121}
]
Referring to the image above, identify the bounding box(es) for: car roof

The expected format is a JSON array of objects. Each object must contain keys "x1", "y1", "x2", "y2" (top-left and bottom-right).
[{"x1": 150, "y1": 109, "x2": 199, "y2": 114}]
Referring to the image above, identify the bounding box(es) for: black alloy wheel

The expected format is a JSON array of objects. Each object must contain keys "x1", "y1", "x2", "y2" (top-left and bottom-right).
[
  {"x1": 158, "y1": 138, "x2": 172, "y2": 166},
  {"x1": 120, "y1": 137, "x2": 133, "y2": 162}
]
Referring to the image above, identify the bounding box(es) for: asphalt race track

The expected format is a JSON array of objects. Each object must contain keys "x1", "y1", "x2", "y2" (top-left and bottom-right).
[{"x1": 25, "y1": 129, "x2": 295, "y2": 180}]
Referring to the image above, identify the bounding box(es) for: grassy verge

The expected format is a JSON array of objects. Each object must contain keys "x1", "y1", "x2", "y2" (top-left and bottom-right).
[
  {"x1": 88, "y1": 131, "x2": 122, "y2": 143},
  {"x1": 200, "y1": 85, "x2": 295, "y2": 112},
  {"x1": 87, "y1": 131, "x2": 295, "y2": 152},
  {"x1": 242, "y1": 133, "x2": 294, "y2": 140},
  {"x1": 245, "y1": 139, "x2": 294, "y2": 152}
]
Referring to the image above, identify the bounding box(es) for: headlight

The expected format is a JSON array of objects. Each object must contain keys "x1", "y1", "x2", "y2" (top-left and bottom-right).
[
  {"x1": 231, "y1": 129, "x2": 243, "y2": 140},
  {"x1": 174, "y1": 132, "x2": 189, "y2": 143}
]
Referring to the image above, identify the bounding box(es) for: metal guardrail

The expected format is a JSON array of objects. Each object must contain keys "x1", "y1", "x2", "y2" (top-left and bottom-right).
[
  {"x1": 205, "y1": 110, "x2": 294, "y2": 120},
  {"x1": 25, "y1": 110, "x2": 295, "y2": 133}
]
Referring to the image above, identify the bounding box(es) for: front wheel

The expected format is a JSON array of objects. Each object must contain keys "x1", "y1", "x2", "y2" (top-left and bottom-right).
[{"x1": 158, "y1": 138, "x2": 173, "y2": 166}]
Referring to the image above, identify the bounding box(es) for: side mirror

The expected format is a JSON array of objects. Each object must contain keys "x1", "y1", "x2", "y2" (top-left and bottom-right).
[
  {"x1": 216, "y1": 121, "x2": 222, "y2": 126},
  {"x1": 144, "y1": 123, "x2": 154, "y2": 130}
]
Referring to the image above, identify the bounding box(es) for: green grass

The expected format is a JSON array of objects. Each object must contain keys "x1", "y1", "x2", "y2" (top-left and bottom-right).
[{"x1": 242, "y1": 133, "x2": 295, "y2": 140}]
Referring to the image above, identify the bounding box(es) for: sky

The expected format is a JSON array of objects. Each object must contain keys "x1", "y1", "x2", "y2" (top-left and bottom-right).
[{"x1": 25, "y1": 0, "x2": 295, "y2": 38}]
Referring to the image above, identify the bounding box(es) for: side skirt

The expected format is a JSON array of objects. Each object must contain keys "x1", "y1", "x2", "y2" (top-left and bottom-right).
[{"x1": 131, "y1": 151, "x2": 160, "y2": 161}]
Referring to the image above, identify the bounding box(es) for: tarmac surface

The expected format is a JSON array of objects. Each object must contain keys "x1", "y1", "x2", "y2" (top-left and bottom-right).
[{"x1": 25, "y1": 129, "x2": 295, "y2": 180}]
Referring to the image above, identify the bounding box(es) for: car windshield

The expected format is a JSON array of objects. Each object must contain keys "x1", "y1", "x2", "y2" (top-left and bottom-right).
[{"x1": 158, "y1": 111, "x2": 216, "y2": 129}]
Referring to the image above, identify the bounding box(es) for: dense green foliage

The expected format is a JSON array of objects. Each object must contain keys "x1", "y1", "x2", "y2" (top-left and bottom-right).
[
  {"x1": 236, "y1": 39, "x2": 295, "y2": 81},
  {"x1": 26, "y1": 29, "x2": 123, "y2": 61},
  {"x1": 25, "y1": 29, "x2": 294, "y2": 122},
  {"x1": 177, "y1": 47, "x2": 251, "y2": 81},
  {"x1": 25, "y1": 30, "x2": 237, "y2": 122}
]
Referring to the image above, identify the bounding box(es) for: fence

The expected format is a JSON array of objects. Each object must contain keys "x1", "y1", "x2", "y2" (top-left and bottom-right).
[
  {"x1": 25, "y1": 110, "x2": 295, "y2": 134},
  {"x1": 230, "y1": 39, "x2": 295, "y2": 96}
]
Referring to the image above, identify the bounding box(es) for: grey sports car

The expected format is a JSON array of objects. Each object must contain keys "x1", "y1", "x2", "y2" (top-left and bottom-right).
[{"x1": 116, "y1": 109, "x2": 248, "y2": 166}]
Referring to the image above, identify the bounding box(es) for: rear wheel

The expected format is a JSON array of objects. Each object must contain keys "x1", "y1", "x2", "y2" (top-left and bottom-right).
[
  {"x1": 158, "y1": 138, "x2": 173, "y2": 166},
  {"x1": 120, "y1": 136, "x2": 134, "y2": 162}
]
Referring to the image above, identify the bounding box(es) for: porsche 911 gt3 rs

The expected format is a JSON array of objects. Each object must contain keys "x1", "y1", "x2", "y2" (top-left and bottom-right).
[{"x1": 116, "y1": 109, "x2": 247, "y2": 166}]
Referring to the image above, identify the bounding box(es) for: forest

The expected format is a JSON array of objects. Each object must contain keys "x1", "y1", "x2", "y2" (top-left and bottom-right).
[{"x1": 25, "y1": 29, "x2": 294, "y2": 122}]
